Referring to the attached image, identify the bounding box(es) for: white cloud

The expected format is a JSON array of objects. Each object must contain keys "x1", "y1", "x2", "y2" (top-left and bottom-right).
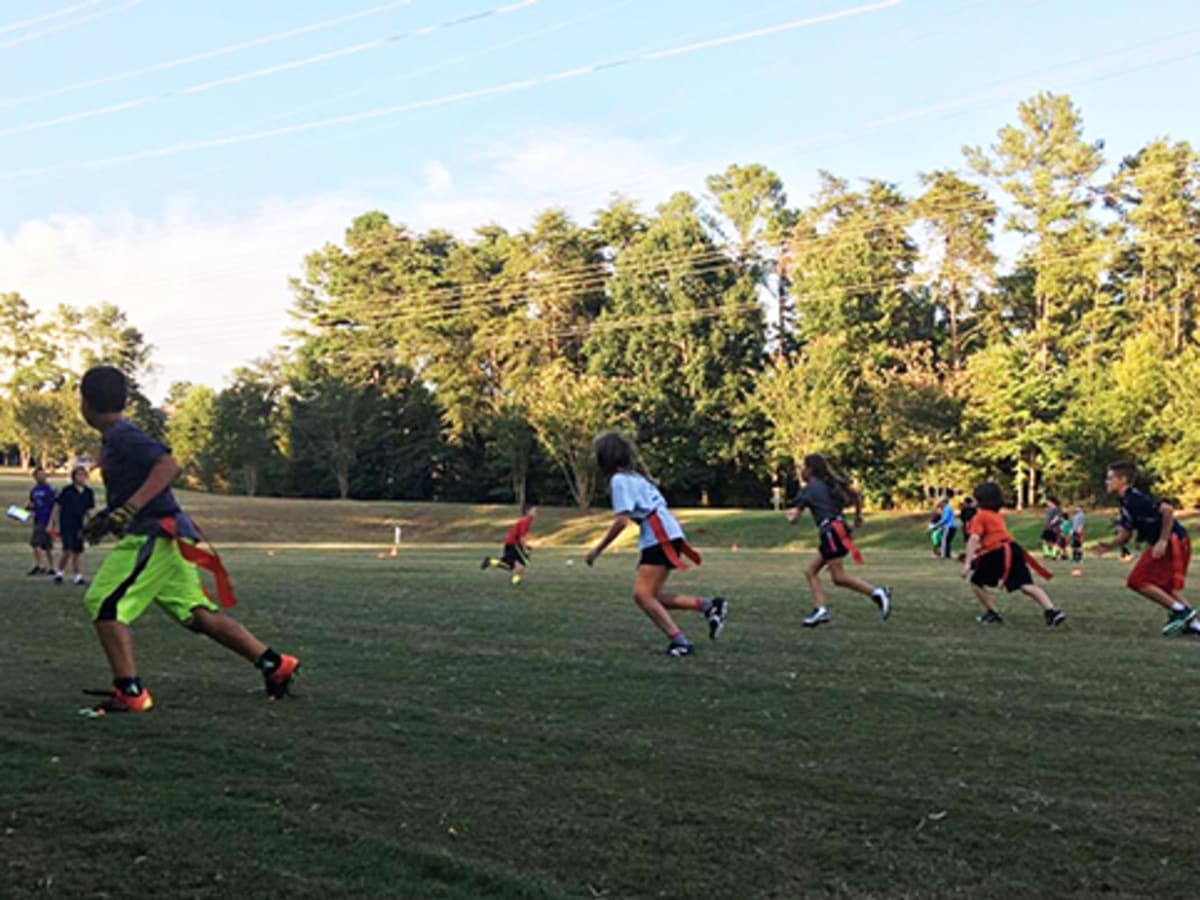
[
  {"x1": 0, "y1": 127, "x2": 723, "y2": 400},
  {"x1": 0, "y1": 194, "x2": 363, "y2": 399}
]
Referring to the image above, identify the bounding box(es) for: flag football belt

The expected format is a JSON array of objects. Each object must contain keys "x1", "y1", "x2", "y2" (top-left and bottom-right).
[
  {"x1": 644, "y1": 511, "x2": 702, "y2": 570},
  {"x1": 157, "y1": 516, "x2": 237, "y2": 609},
  {"x1": 822, "y1": 517, "x2": 864, "y2": 564},
  {"x1": 1001, "y1": 540, "x2": 1053, "y2": 584}
]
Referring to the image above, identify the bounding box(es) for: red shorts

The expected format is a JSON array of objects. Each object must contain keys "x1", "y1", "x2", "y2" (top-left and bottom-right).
[{"x1": 1127, "y1": 535, "x2": 1191, "y2": 594}]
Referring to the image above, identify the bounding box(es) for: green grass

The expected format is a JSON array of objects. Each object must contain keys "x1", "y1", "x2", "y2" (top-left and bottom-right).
[{"x1": 3, "y1": 532, "x2": 1200, "y2": 899}]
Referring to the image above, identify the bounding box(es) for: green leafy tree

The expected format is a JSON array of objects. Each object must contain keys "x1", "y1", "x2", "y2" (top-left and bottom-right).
[{"x1": 166, "y1": 382, "x2": 219, "y2": 490}]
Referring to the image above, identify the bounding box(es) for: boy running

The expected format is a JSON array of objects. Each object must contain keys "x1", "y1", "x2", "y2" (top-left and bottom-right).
[
  {"x1": 52, "y1": 465, "x2": 95, "y2": 585},
  {"x1": 77, "y1": 366, "x2": 300, "y2": 715},
  {"x1": 481, "y1": 504, "x2": 536, "y2": 586},
  {"x1": 785, "y1": 454, "x2": 891, "y2": 628},
  {"x1": 962, "y1": 482, "x2": 1066, "y2": 626},
  {"x1": 585, "y1": 432, "x2": 727, "y2": 657},
  {"x1": 27, "y1": 467, "x2": 56, "y2": 575},
  {"x1": 1093, "y1": 462, "x2": 1197, "y2": 637}
]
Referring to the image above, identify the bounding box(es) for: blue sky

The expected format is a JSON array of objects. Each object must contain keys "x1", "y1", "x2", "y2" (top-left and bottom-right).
[{"x1": 2, "y1": 0, "x2": 1199, "y2": 394}]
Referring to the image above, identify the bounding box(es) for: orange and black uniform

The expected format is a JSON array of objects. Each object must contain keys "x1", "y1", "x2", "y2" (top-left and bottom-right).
[{"x1": 967, "y1": 510, "x2": 1036, "y2": 592}]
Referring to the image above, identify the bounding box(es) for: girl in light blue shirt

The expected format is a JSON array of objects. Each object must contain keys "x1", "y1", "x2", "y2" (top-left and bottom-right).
[{"x1": 586, "y1": 432, "x2": 727, "y2": 657}]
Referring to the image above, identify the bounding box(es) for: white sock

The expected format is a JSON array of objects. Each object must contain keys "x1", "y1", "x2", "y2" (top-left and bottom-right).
[
  {"x1": 73, "y1": 574, "x2": 83, "y2": 583},
  {"x1": 54, "y1": 570, "x2": 63, "y2": 577},
  {"x1": 1171, "y1": 601, "x2": 1186, "y2": 612}
]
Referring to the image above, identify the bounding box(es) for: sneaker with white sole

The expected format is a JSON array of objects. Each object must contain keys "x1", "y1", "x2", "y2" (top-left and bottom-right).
[
  {"x1": 802, "y1": 607, "x2": 831, "y2": 628},
  {"x1": 871, "y1": 586, "x2": 892, "y2": 620},
  {"x1": 1162, "y1": 606, "x2": 1197, "y2": 636},
  {"x1": 706, "y1": 597, "x2": 728, "y2": 640},
  {"x1": 666, "y1": 636, "x2": 695, "y2": 658},
  {"x1": 1044, "y1": 608, "x2": 1067, "y2": 627}
]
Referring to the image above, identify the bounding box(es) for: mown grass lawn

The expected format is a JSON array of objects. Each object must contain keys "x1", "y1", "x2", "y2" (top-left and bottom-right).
[{"x1": 3, "y1": 537, "x2": 1199, "y2": 899}]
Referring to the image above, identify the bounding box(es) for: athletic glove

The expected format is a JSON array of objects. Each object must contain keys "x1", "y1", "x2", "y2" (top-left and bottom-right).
[{"x1": 84, "y1": 503, "x2": 138, "y2": 545}]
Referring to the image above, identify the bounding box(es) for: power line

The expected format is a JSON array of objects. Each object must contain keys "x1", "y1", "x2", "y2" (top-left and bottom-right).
[
  {"x1": 0, "y1": 0, "x2": 544, "y2": 140},
  {"x1": 0, "y1": 0, "x2": 101, "y2": 38},
  {"x1": 0, "y1": 0, "x2": 902, "y2": 179},
  {"x1": 0, "y1": 0, "x2": 146, "y2": 50},
  {"x1": 0, "y1": 0, "x2": 418, "y2": 111}
]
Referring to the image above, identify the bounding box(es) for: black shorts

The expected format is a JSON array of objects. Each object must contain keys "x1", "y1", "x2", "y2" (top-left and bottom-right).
[
  {"x1": 60, "y1": 528, "x2": 85, "y2": 554},
  {"x1": 970, "y1": 544, "x2": 1033, "y2": 592},
  {"x1": 818, "y1": 522, "x2": 851, "y2": 561},
  {"x1": 500, "y1": 543, "x2": 529, "y2": 568},
  {"x1": 639, "y1": 538, "x2": 685, "y2": 569},
  {"x1": 1040, "y1": 528, "x2": 1059, "y2": 544},
  {"x1": 30, "y1": 524, "x2": 52, "y2": 551}
]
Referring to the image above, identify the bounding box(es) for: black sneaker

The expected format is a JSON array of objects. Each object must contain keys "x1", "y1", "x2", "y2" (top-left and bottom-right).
[
  {"x1": 666, "y1": 637, "x2": 695, "y2": 658},
  {"x1": 706, "y1": 597, "x2": 728, "y2": 640},
  {"x1": 480, "y1": 557, "x2": 490, "y2": 570},
  {"x1": 802, "y1": 607, "x2": 831, "y2": 628},
  {"x1": 53, "y1": 572, "x2": 64, "y2": 584},
  {"x1": 1044, "y1": 608, "x2": 1067, "y2": 627},
  {"x1": 27, "y1": 566, "x2": 45, "y2": 576},
  {"x1": 976, "y1": 610, "x2": 1004, "y2": 624}
]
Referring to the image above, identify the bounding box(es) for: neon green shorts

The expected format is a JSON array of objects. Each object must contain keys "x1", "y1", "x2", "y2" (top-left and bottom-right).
[{"x1": 84, "y1": 534, "x2": 218, "y2": 627}]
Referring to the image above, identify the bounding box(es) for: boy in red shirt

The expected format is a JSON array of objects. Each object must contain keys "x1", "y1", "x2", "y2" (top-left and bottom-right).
[
  {"x1": 481, "y1": 504, "x2": 536, "y2": 586},
  {"x1": 963, "y1": 482, "x2": 1066, "y2": 627}
]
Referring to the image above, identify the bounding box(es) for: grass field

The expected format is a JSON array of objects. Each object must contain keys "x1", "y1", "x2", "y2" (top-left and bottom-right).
[{"x1": 4, "y1": 501, "x2": 1200, "y2": 899}]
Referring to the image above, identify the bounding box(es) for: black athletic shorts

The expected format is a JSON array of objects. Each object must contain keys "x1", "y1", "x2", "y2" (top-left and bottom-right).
[
  {"x1": 501, "y1": 543, "x2": 529, "y2": 568},
  {"x1": 30, "y1": 524, "x2": 52, "y2": 551},
  {"x1": 60, "y1": 528, "x2": 85, "y2": 554},
  {"x1": 639, "y1": 538, "x2": 685, "y2": 569},
  {"x1": 970, "y1": 543, "x2": 1033, "y2": 592},
  {"x1": 818, "y1": 522, "x2": 851, "y2": 562},
  {"x1": 1040, "y1": 528, "x2": 1059, "y2": 544}
]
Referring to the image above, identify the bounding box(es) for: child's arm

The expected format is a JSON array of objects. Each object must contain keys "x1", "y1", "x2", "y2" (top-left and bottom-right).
[
  {"x1": 1152, "y1": 503, "x2": 1177, "y2": 559},
  {"x1": 86, "y1": 456, "x2": 181, "y2": 542},
  {"x1": 1093, "y1": 525, "x2": 1132, "y2": 556},
  {"x1": 586, "y1": 514, "x2": 631, "y2": 566},
  {"x1": 961, "y1": 533, "x2": 981, "y2": 577}
]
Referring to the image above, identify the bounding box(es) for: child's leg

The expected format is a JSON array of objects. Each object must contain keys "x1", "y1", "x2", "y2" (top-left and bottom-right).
[
  {"x1": 827, "y1": 559, "x2": 876, "y2": 597},
  {"x1": 971, "y1": 584, "x2": 1000, "y2": 613},
  {"x1": 72, "y1": 552, "x2": 83, "y2": 575},
  {"x1": 94, "y1": 620, "x2": 138, "y2": 680},
  {"x1": 1019, "y1": 584, "x2": 1055, "y2": 611},
  {"x1": 805, "y1": 553, "x2": 829, "y2": 607},
  {"x1": 633, "y1": 565, "x2": 685, "y2": 638},
  {"x1": 1132, "y1": 584, "x2": 1180, "y2": 611},
  {"x1": 189, "y1": 608, "x2": 268, "y2": 663}
]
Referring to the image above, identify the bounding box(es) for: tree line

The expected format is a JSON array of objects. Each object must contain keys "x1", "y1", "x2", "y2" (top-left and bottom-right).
[{"x1": 2, "y1": 92, "x2": 1197, "y2": 509}]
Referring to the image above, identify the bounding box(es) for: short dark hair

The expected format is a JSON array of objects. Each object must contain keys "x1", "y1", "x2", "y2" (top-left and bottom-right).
[
  {"x1": 973, "y1": 481, "x2": 1005, "y2": 512},
  {"x1": 594, "y1": 431, "x2": 636, "y2": 477},
  {"x1": 1108, "y1": 461, "x2": 1137, "y2": 483},
  {"x1": 80, "y1": 366, "x2": 128, "y2": 413}
]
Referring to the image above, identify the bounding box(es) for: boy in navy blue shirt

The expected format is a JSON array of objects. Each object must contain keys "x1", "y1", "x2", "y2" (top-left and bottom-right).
[
  {"x1": 27, "y1": 467, "x2": 56, "y2": 576},
  {"x1": 52, "y1": 465, "x2": 95, "y2": 585},
  {"x1": 77, "y1": 365, "x2": 300, "y2": 715},
  {"x1": 1094, "y1": 462, "x2": 1196, "y2": 637}
]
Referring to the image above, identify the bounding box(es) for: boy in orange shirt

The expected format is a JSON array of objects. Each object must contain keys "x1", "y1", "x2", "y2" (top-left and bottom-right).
[
  {"x1": 963, "y1": 482, "x2": 1066, "y2": 626},
  {"x1": 481, "y1": 504, "x2": 536, "y2": 586}
]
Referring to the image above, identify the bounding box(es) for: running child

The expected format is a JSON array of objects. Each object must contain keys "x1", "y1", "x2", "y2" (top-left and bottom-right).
[
  {"x1": 962, "y1": 482, "x2": 1066, "y2": 626},
  {"x1": 1070, "y1": 506, "x2": 1086, "y2": 564},
  {"x1": 585, "y1": 432, "x2": 727, "y2": 657},
  {"x1": 1092, "y1": 462, "x2": 1197, "y2": 637},
  {"x1": 77, "y1": 365, "x2": 300, "y2": 715},
  {"x1": 481, "y1": 503, "x2": 536, "y2": 586},
  {"x1": 784, "y1": 453, "x2": 891, "y2": 628},
  {"x1": 52, "y1": 465, "x2": 95, "y2": 585},
  {"x1": 27, "y1": 467, "x2": 56, "y2": 576}
]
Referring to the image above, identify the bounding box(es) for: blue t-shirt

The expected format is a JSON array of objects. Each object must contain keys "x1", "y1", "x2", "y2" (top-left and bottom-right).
[
  {"x1": 29, "y1": 483, "x2": 56, "y2": 526},
  {"x1": 100, "y1": 420, "x2": 181, "y2": 527},
  {"x1": 609, "y1": 472, "x2": 684, "y2": 550},
  {"x1": 1119, "y1": 488, "x2": 1187, "y2": 545},
  {"x1": 56, "y1": 485, "x2": 96, "y2": 532},
  {"x1": 939, "y1": 503, "x2": 957, "y2": 530}
]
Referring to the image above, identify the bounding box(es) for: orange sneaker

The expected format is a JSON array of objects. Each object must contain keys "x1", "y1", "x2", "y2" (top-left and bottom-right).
[
  {"x1": 264, "y1": 654, "x2": 301, "y2": 699},
  {"x1": 82, "y1": 687, "x2": 155, "y2": 717}
]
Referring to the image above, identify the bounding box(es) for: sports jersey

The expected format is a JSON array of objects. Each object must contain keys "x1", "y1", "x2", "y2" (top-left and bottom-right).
[
  {"x1": 610, "y1": 472, "x2": 684, "y2": 551},
  {"x1": 791, "y1": 477, "x2": 845, "y2": 527},
  {"x1": 100, "y1": 420, "x2": 181, "y2": 530},
  {"x1": 29, "y1": 483, "x2": 56, "y2": 526},
  {"x1": 505, "y1": 515, "x2": 532, "y2": 547},
  {"x1": 1119, "y1": 488, "x2": 1188, "y2": 545},
  {"x1": 966, "y1": 509, "x2": 1011, "y2": 553}
]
